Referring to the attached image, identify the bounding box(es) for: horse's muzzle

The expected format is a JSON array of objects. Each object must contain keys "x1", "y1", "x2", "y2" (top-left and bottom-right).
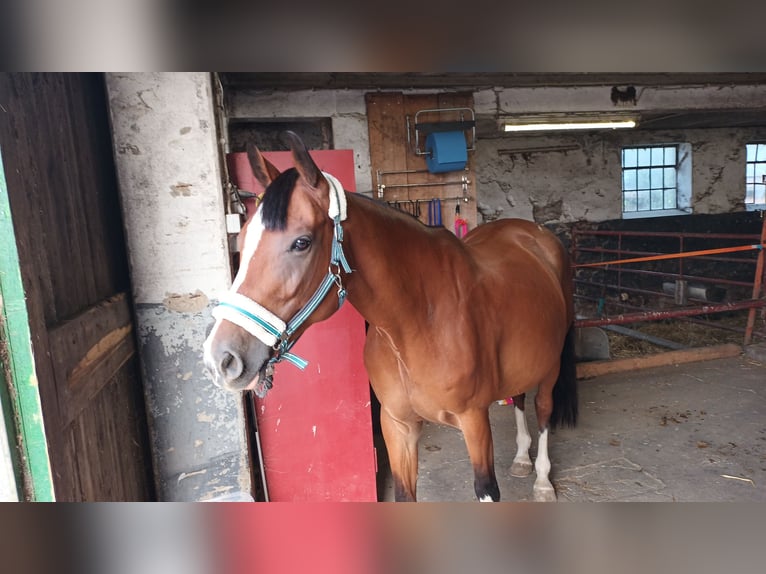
[{"x1": 203, "y1": 322, "x2": 273, "y2": 394}]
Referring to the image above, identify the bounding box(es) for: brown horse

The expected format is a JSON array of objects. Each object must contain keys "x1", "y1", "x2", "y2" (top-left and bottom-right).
[{"x1": 204, "y1": 132, "x2": 577, "y2": 502}]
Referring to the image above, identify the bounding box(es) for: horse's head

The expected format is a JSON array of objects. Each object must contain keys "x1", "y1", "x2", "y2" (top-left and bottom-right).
[{"x1": 203, "y1": 132, "x2": 351, "y2": 396}]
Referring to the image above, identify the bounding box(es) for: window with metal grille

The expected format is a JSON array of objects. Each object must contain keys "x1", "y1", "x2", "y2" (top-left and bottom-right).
[
  {"x1": 621, "y1": 145, "x2": 680, "y2": 214},
  {"x1": 745, "y1": 143, "x2": 766, "y2": 209}
]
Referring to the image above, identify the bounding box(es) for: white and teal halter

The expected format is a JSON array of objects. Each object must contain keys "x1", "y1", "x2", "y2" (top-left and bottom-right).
[{"x1": 212, "y1": 172, "x2": 352, "y2": 371}]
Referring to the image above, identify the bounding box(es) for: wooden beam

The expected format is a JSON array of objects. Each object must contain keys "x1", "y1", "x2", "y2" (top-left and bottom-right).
[
  {"x1": 221, "y1": 73, "x2": 766, "y2": 91},
  {"x1": 576, "y1": 343, "x2": 743, "y2": 380}
]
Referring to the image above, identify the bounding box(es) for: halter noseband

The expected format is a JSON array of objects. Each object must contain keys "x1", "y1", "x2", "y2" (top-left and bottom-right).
[{"x1": 212, "y1": 172, "x2": 352, "y2": 375}]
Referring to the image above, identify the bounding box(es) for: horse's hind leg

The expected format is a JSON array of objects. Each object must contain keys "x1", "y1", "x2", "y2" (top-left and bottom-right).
[
  {"x1": 510, "y1": 394, "x2": 533, "y2": 478},
  {"x1": 380, "y1": 408, "x2": 423, "y2": 502},
  {"x1": 533, "y1": 384, "x2": 556, "y2": 502},
  {"x1": 460, "y1": 410, "x2": 500, "y2": 502}
]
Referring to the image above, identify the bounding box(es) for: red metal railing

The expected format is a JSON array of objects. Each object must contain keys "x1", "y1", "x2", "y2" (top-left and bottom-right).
[{"x1": 571, "y1": 218, "x2": 766, "y2": 346}]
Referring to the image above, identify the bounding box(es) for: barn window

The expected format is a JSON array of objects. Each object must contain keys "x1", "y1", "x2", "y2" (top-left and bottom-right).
[
  {"x1": 745, "y1": 143, "x2": 766, "y2": 210},
  {"x1": 621, "y1": 144, "x2": 692, "y2": 219}
]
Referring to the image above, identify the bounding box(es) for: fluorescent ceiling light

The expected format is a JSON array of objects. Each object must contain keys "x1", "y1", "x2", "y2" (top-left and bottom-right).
[{"x1": 503, "y1": 119, "x2": 636, "y2": 132}]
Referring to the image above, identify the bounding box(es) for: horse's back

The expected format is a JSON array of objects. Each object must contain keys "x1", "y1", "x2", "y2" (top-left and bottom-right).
[{"x1": 464, "y1": 218, "x2": 571, "y2": 298}]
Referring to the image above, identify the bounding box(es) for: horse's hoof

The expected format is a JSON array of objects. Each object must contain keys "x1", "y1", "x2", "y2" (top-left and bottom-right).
[
  {"x1": 510, "y1": 460, "x2": 533, "y2": 478},
  {"x1": 533, "y1": 484, "x2": 557, "y2": 502}
]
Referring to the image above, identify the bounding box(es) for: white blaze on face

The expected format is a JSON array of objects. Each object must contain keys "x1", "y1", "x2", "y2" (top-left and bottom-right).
[
  {"x1": 231, "y1": 209, "x2": 266, "y2": 292},
  {"x1": 202, "y1": 209, "x2": 267, "y2": 376}
]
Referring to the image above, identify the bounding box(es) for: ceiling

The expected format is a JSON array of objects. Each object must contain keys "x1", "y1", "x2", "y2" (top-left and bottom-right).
[
  {"x1": 219, "y1": 73, "x2": 766, "y2": 130},
  {"x1": 219, "y1": 73, "x2": 766, "y2": 90}
]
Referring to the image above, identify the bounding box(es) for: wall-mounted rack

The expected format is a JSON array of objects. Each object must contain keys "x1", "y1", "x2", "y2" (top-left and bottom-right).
[
  {"x1": 365, "y1": 92, "x2": 478, "y2": 232},
  {"x1": 376, "y1": 168, "x2": 470, "y2": 198},
  {"x1": 387, "y1": 196, "x2": 472, "y2": 227},
  {"x1": 406, "y1": 107, "x2": 476, "y2": 158},
  {"x1": 387, "y1": 195, "x2": 471, "y2": 207}
]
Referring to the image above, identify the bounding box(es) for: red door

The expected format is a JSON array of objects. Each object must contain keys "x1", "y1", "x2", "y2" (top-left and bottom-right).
[{"x1": 227, "y1": 150, "x2": 377, "y2": 501}]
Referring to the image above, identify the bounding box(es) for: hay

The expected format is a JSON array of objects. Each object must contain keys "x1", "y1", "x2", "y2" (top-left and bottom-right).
[{"x1": 607, "y1": 312, "x2": 750, "y2": 359}]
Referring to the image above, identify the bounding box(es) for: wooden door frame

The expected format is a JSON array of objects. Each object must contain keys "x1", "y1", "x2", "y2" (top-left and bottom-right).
[{"x1": 0, "y1": 145, "x2": 55, "y2": 501}]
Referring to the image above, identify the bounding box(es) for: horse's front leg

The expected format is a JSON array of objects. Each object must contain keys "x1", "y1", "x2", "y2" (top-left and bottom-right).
[
  {"x1": 380, "y1": 408, "x2": 423, "y2": 501},
  {"x1": 460, "y1": 409, "x2": 500, "y2": 502}
]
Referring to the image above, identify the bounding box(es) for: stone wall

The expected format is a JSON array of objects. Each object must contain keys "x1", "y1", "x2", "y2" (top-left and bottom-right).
[{"x1": 227, "y1": 84, "x2": 766, "y2": 226}]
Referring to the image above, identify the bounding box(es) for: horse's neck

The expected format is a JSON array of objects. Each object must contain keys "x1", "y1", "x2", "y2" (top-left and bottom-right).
[{"x1": 343, "y1": 194, "x2": 470, "y2": 332}]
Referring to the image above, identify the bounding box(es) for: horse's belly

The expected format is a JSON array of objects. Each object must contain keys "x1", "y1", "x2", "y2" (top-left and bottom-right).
[
  {"x1": 404, "y1": 359, "x2": 497, "y2": 416},
  {"x1": 497, "y1": 330, "x2": 565, "y2": 395}
]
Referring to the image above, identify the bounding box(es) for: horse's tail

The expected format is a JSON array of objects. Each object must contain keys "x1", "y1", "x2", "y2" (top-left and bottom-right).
[{"x1": 550, "y1": 323, "x2": 578, "y2": 429}]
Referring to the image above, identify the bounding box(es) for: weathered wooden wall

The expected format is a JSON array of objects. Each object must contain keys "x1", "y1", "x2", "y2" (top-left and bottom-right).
[{"x1": 0, "y1": 73, "x2": 154, "y2": 500}]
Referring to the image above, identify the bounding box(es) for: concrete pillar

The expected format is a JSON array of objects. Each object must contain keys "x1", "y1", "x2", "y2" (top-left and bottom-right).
[{"x1": 105, "y1": 73, "x2": 250, "y2": 501}]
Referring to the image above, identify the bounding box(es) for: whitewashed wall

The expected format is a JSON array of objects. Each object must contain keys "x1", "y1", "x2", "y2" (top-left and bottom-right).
[
  {"x1": 229, "y1": 84, "x2": 766, "y2": 225},
  {"x1": 229, "y1": 89, "x2": 373, "y2": 194}
]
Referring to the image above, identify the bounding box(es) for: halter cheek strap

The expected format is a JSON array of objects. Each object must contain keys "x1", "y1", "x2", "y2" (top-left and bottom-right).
[{"x1": 212, "y1": 171, "x2": 352, "y2": 371}]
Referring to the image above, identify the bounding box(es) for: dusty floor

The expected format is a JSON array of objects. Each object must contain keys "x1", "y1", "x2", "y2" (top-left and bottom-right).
[{"x1": 377, "y1": 353, "x2": 766, "y2": 502}]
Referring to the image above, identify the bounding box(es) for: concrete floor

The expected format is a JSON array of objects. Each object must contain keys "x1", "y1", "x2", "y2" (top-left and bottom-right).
[{"x1": 377, "y1": 353, "x2": 766, "y2": 502}]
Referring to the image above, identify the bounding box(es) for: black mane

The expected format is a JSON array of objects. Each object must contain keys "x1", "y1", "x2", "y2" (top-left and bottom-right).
[{"x1": 260, "y1": 168, "x2": 299, "y2": 231}]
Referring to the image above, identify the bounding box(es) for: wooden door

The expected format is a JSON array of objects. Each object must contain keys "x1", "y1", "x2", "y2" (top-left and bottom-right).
[
  {"x1": 227, "y1": 150, "x2": 377, "y2": 501},
  {"x1": 0, "y1": 73, "x2": 154, "y2": 500}
]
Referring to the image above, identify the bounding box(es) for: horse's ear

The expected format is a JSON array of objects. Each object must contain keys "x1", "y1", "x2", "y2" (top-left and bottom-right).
[
  {"x1": 284, "y1": 131, "x2": 321, "y2": 188},
  {"x1": 246, "y1": 142, "x2": 281, "y2": 189}
]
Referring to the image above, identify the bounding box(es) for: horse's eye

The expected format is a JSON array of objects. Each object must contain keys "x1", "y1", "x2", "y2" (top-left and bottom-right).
[{"x1": 291, "y1": 236, "x2": 312, "y2": 252}]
